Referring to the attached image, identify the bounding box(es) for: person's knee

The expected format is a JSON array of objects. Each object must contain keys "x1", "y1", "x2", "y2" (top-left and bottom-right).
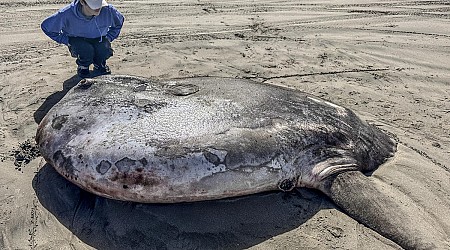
[
  {"x1": 94, "y1": 39, "x2": 114, "y2": 62},
  {"x1": 68, "y1": 37, "x2": 94, "y2": 59}
]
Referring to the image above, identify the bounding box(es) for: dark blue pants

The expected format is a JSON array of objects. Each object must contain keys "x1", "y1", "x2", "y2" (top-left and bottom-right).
[{"x1": 68, "y1": 36, "x2": 113, "y2": 68}]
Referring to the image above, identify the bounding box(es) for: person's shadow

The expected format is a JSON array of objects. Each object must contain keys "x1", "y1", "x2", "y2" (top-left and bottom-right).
[
  {"x1": 34, "y1": 74, "x2": 81, "y2": 124},
  {"x1": 32, "y1": 74, "x2": 331, "y2": 250},
  {"x1": 34, "y1": 71, "x2": 105, "y2": 124}
]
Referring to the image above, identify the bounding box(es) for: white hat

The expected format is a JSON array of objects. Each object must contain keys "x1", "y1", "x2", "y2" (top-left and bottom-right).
[{"x1": 84, "y1": 0, "x2": 108, "y2": 9}]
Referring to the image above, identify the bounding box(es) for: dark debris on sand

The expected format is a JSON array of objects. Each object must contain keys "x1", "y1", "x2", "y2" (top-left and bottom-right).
[{"x1": 10, "y1": 139, "x2": 41, "y2": 172}]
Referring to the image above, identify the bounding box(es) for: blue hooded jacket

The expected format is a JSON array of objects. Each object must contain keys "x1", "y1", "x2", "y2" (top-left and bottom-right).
[{"x1": 41, "y1": 0, "x2": 124, "y2": 45}]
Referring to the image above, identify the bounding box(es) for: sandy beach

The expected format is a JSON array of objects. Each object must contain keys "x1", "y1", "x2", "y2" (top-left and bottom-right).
[{"x1": 0, "y1": 0, "x2": 449, "y2": 249}]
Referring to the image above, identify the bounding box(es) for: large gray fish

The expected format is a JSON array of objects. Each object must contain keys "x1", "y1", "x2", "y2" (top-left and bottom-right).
[{"x1": 36, "y1": 75, "x2": 438, "y2": 249}]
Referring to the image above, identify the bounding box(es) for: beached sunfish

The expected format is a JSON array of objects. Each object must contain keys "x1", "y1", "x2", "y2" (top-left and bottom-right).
[{"x1": 36, "y1": 75, "x2": 439, "y2": 249}]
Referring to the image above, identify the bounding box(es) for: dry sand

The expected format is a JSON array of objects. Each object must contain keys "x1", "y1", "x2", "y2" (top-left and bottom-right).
[{"x1": 0, "y1": 0, "x2": 449, "y2": 249}]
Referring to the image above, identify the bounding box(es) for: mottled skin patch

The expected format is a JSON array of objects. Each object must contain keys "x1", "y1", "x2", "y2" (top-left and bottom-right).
[
  {"x1": 52, "y1": 150, "x2": 75, "y2": 178},
  {"x1": 115, "y1": 157, "x2": 137, "y2": 172},
  {"x1": 203, "y1": 151, "x2": 222, "y2": 166},
  {"x1": 51, "y1": 115, "x2": 68, "y2": 130},
  {"x1": 134, "y1": 99, "x2": 168, "y2": 113},
  {"x1": 96, "y1": 160, "x2": 112, "y2": 175},
  {"x1": 165, "y1": 83, "x2": 199, "y2": 96}
]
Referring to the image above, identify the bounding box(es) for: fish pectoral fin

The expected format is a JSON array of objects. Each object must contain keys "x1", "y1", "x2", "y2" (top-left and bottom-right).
[{"x1": 319, "y1": 171, "x2": 445, "y2": 250}]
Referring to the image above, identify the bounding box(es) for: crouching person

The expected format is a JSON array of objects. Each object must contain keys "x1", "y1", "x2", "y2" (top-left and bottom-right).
[{"x1": 41, "y1": 0, "x2": 124, "y2": 78}]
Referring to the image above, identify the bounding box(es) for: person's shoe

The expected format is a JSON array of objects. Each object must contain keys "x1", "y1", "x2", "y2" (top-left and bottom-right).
[
  {"x1": 94, "y1": 64, "x2": 111, "y2": 75},
  {"x1": 77, "y1": 66, "x2": 90, "y2": 78}
]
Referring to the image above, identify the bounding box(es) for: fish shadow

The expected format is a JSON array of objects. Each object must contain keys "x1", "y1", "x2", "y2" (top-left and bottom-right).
[
  {"x1": 33, "y1": 164, "x2": 332, "y2": 250},
  {"x1": 33, "y1": 75, "x2": 81, "y2": 124}
]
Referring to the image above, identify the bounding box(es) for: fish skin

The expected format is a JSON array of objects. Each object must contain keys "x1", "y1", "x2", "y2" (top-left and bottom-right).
[{"x1": 36, "y1": 75, "x2": 396, "y2": 203}]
